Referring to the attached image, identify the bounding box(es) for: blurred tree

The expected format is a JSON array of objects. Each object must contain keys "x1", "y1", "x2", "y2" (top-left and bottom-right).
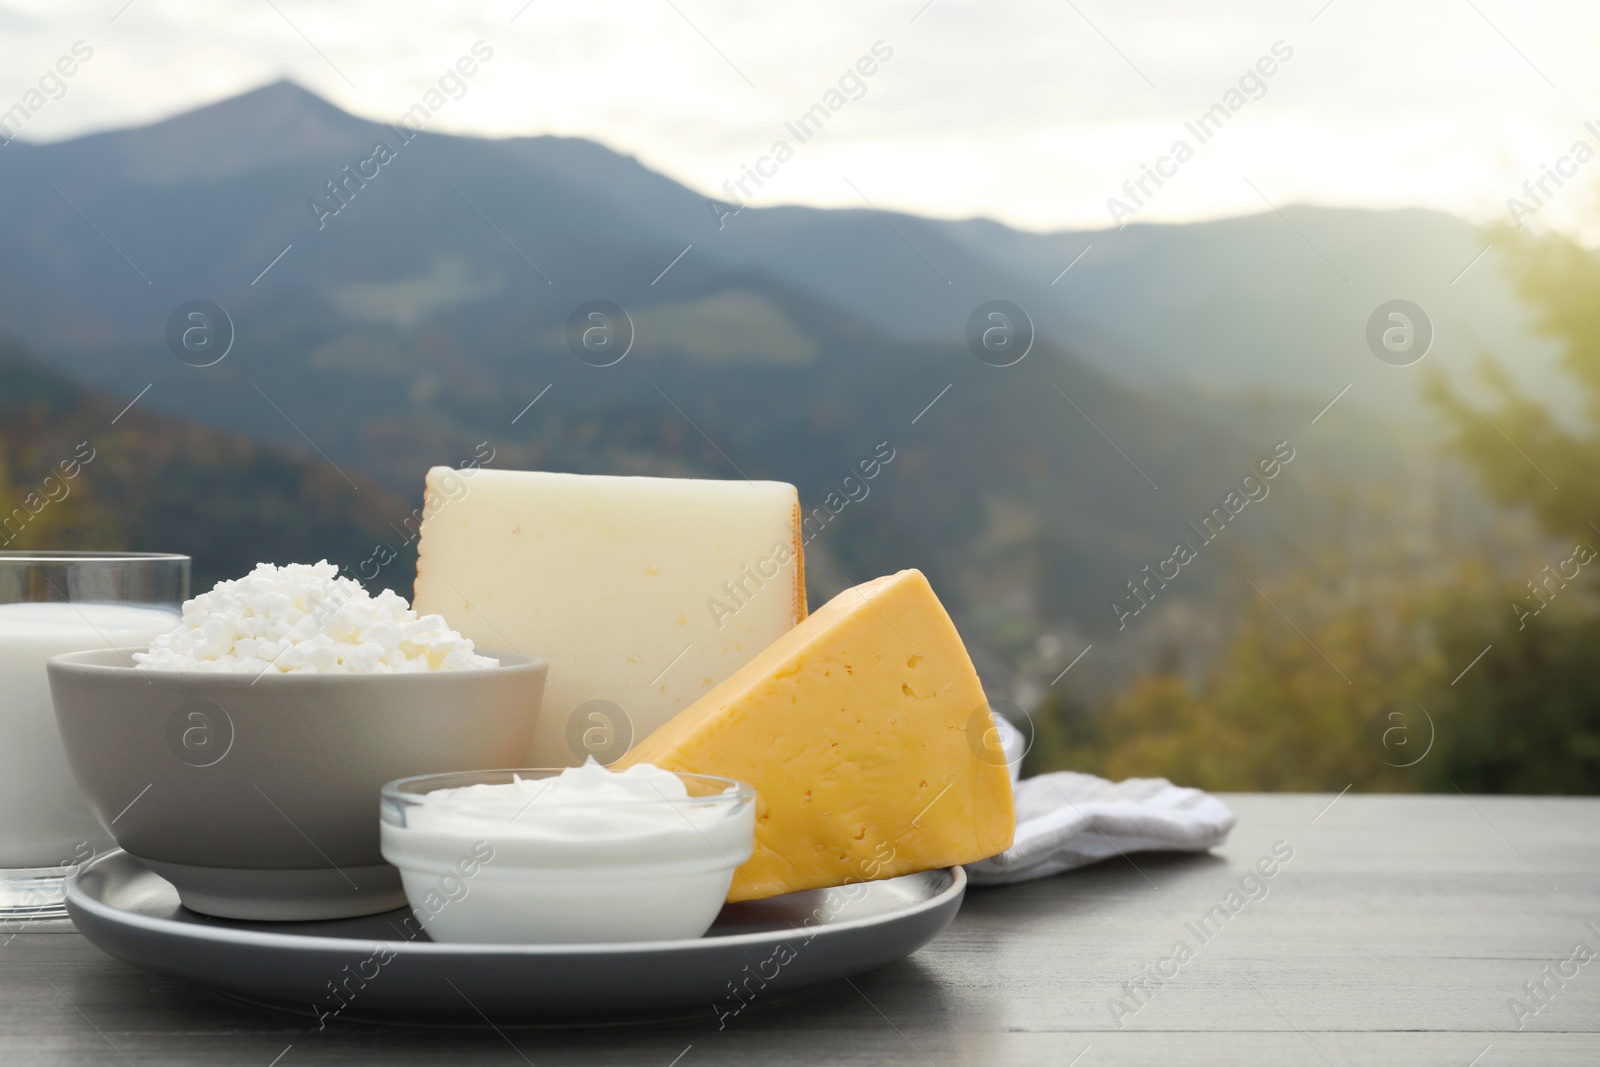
[
  {"x1": 1418, "y1": 224, "x2": 1600, "y2": 794},
  {"x1": 1424, "y1": 226, "x2": 1600, "y2": 541},
  {"x1": 1427, "y1": 585, "x2": 1600, "y2": 793},
  {"x1": 0, "y1": 441, "x2": 120, "y2": 551},
  {"x1": 1038, "y1": 559, "x2": 1451, "y2": 792},
  {"x1": 1036, "y1": 226, "x2": 1600, "y2": 794}
]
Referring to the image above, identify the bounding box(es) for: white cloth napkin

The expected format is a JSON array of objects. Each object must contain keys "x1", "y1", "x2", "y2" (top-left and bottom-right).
[{"x1": 965, "y1": 717, "x2": 1236, "y2": 886}]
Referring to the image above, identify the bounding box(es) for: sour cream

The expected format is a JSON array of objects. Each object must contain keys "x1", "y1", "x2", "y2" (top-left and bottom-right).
[{"x1": 379, "y1": 761, "x2": 756, "y2": 944}]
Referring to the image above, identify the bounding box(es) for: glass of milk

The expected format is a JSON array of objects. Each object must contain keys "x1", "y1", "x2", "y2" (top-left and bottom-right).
[{"x1": 0, "y1": 551, "x2": 187, "y2": 919}]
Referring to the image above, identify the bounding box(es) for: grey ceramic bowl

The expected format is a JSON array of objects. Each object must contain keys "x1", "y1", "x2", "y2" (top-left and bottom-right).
[{"x1": 46, "y1": 648, "x2": 545, "y2": 922}]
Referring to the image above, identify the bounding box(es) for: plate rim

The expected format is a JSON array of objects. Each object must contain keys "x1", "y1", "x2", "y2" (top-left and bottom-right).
[{"x1": 67, "y1": 850, "x2": 966, "y2": 957}]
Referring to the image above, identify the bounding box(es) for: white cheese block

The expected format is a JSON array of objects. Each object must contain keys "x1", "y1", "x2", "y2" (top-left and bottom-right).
[{"x1": 412, "y1": 467, "x2": 806, "y2": 766}]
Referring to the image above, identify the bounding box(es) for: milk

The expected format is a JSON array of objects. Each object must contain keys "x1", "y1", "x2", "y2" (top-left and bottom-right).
[{"x1": 0, "y1": 602, "x2": 179, "y2": 868}]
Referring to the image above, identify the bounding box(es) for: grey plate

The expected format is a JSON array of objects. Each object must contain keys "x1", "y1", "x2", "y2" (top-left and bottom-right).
[{"x1": 67, "y1": 851, "x2": 964, "y2": 1023}]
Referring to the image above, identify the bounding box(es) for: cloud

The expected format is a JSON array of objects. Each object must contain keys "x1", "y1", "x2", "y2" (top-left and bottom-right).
[{"x1": 5, "y1": 0, "x2": 1600, "y2": 234}]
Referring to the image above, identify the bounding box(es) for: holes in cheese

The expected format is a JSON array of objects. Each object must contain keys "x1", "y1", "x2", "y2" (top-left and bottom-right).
[
  {"x1": 413, "y1": 467, "x2": 806, "y2": 767},
  {"x1": 618, "y1": 568, "x2": 1016, "y2": 902}
]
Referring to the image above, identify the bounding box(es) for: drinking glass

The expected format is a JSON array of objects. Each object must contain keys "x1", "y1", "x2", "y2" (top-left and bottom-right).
[{"x1": 0, "y1": 551, "x2": 187, "y2": 919}]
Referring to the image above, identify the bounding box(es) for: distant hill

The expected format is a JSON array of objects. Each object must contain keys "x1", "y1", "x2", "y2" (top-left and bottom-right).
[
  {"x1": 0, "y1": 81, "x2": 1501, "y2": 697},
  {"x1": 0, "y1": 338, "x2": 412, "y2": 592},
  {"x1": 0, "y1": 81, "x2": 1558, "y2": 405},
  {"x1": 496, "y1": 117, "x2": 1563, "y2": 414}
]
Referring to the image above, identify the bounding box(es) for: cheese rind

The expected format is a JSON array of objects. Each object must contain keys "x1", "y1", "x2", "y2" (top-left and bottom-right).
[
  {"x1": 413, "y1": 468, "x2": 806, "y2": 767},
  {"x1": 619, "y1": 568, "x2": 1015, "y2": 902}
]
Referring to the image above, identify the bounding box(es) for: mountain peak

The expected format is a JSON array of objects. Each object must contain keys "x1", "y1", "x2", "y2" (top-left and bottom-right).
[
  {"x1": 210, "y1": 78, "x2": 350, "y2": 121},
  {"x1": 62, "y1": 78, "x2": 379, "y2": 184}
]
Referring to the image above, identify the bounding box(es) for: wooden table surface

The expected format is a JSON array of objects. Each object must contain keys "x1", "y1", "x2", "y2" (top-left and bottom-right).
[{"x1": 2, "y1": 794, "x2": 1597, "y2": 1065}]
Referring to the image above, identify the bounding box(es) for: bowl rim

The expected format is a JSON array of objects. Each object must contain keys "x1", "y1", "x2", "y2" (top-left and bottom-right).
[
  {"x1": 46, "y1": 646, "x2": 546, "y2": 680},
  {"x1": 381, "y1": 767, "x2": 757, "y2": 812}
]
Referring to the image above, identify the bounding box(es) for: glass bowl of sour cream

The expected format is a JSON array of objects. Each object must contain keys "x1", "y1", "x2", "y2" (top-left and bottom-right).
[{"x1": 379, "y1": 761, "x2": 756, "y2": 944}]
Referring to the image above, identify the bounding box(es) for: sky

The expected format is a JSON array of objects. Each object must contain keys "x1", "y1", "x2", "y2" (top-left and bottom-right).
[{"x1": 5, "y1": 0, "x2": 1600, "y2": 235}]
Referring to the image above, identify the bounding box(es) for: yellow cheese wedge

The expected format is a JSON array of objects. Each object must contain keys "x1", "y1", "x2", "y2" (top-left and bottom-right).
[{"x1": 619, "y1": 568, "x2": 1015, "y2": 902}]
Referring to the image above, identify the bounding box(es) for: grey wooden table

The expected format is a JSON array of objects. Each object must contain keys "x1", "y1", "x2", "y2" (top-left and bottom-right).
[{"x1": 2, "y1": 794, "x2": 1596, "y2": 1065}]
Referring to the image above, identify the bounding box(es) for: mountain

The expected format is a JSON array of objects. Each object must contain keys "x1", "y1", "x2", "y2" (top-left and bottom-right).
[
  {"x1": 2, "y1": 82, "x2": 1557, "y2": 404},
  {"x1": 0, "y1": 81, "x2": 1496, "y2": 696},
  {"x1": 0, "y1": 337, "x2": 412, "y2": 593},
  {"x1": 501, "y1": 123, "x2": 1562, "y2": 413}
]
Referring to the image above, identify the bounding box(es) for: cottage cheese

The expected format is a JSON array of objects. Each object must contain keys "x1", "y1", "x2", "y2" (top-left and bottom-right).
[{"x1": 134, "y1": 561, "x2": 496, "y2": 673}]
